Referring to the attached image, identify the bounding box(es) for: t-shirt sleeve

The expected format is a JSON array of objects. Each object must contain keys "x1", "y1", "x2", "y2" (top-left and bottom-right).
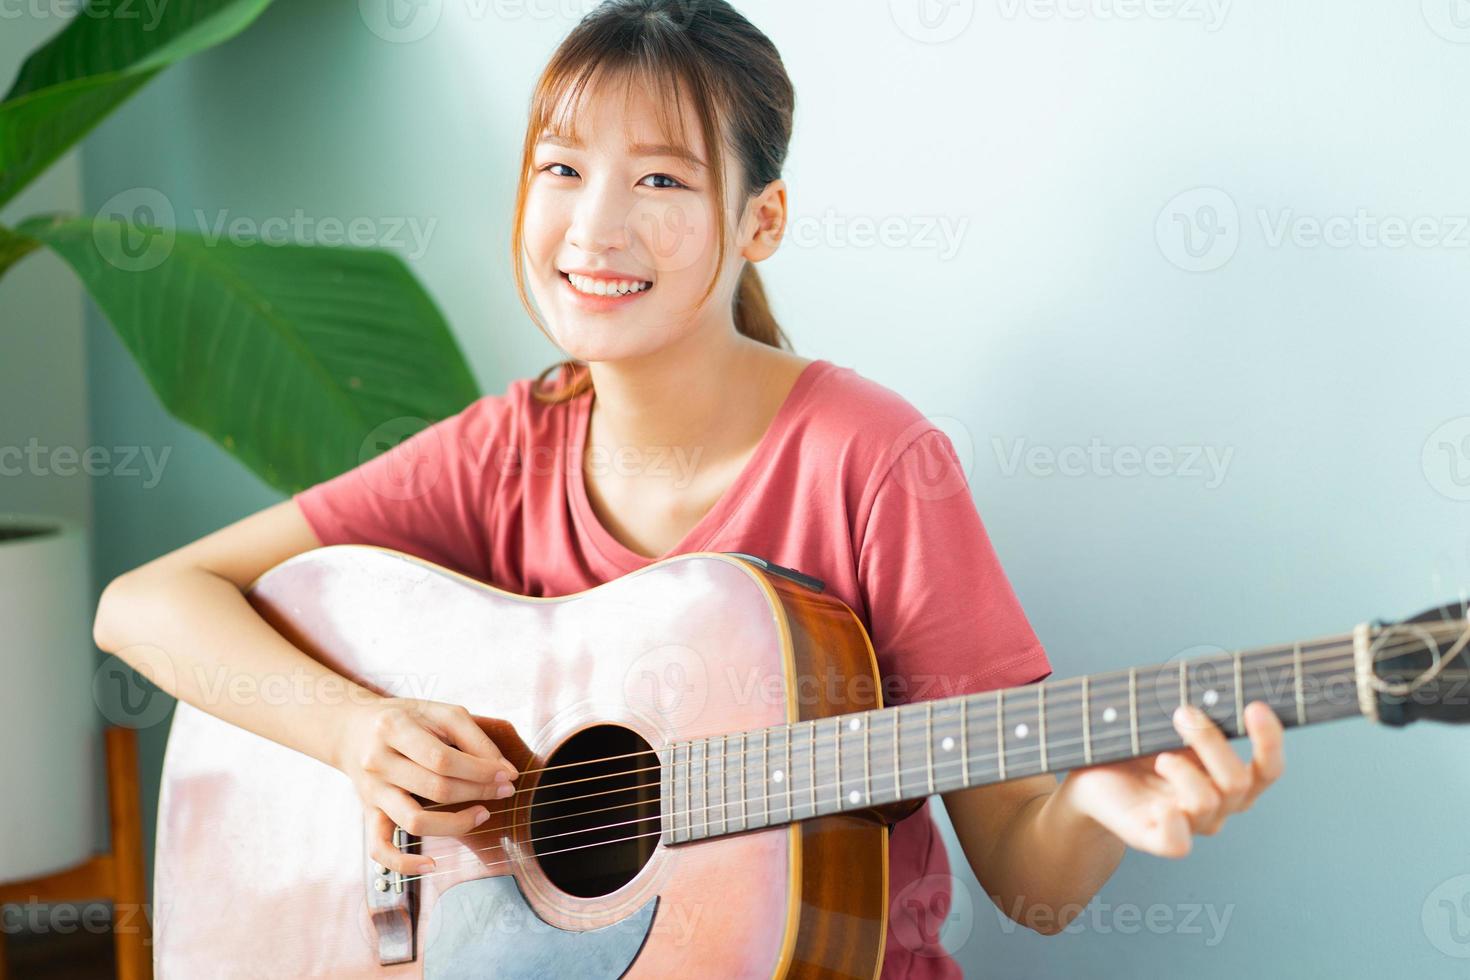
[
  {"x1": 291, "y1": 392, "x2": 513, "y2": 583},
  {"x1": 856, "y1": 428, "x2": 1052, "y2": 706}
]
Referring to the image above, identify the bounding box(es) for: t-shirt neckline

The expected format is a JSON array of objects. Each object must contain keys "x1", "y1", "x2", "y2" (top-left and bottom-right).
[{"x1": 567, "y1": 358, "x2": 832, "y2": 572}]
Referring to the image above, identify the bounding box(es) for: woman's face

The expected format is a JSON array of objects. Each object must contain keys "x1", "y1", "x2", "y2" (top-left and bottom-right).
[{"x1": 522, "y1": 77, "x2": 753, "y2": 362}]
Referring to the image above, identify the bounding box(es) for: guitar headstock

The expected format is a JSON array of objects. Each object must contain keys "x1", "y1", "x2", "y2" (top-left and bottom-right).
[{"x1": 1368, "y1": 600, "x2": 1470, "y2": 726}]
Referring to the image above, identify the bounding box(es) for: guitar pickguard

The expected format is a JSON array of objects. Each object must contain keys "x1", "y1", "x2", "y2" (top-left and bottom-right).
[{"x1": 422, "y1": 876, "x2": 658, "y2": 979}]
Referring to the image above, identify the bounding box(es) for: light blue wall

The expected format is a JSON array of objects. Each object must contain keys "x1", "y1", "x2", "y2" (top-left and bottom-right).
[{"x1": 63, "y1": 0, "x2": 1470, "y2": 975}]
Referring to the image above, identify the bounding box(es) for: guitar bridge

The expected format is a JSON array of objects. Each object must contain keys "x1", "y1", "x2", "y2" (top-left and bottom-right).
[{"x1": 364, "y1": 823, "x2": 419, "y2": 965}]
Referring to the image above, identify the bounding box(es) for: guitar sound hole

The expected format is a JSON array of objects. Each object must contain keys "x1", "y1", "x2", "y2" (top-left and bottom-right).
[{"x1": 530, "y1": 724, "x2": 660, "y2": 898}]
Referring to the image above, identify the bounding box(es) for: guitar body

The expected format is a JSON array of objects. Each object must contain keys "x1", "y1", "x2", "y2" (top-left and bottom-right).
[{"x1": 154, "y1": 546, "x2": 895, "y2": 978}]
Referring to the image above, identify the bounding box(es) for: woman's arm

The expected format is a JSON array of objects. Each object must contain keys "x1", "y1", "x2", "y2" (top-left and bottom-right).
[
  {"x1": 92, "y1": 499, "x2": 368, "y2": 767},
  {"x1": 943, "y1": 698, "x2": 1285, "y2": 935},
  {"x1": 92, "y1": 499, "x2": 516, "y2": 873}
]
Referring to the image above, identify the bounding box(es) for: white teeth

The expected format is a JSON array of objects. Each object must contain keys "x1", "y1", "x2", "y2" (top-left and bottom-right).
[{"x1": 566, "y1": 272, "x2": 651, "y2": 297}]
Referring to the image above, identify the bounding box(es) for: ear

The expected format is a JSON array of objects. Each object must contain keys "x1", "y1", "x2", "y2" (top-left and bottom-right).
[{"x1": 740, "y1": 178, "x2": 787, "y2": 263}]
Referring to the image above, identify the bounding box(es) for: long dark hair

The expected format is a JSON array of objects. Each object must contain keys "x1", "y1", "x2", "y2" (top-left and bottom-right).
[{"x1": 509, "y1": 0, "x2": 796, "y2": 404}]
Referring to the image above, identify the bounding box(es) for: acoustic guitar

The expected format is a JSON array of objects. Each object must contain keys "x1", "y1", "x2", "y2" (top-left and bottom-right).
[{"x1": 152, "y1": 545, "x2": 1470, "y2": 977}]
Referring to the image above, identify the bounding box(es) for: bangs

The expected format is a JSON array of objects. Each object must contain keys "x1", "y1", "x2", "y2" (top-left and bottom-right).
[{"x1": 530, "y1": 53, "x2": 716, "y2": 179}]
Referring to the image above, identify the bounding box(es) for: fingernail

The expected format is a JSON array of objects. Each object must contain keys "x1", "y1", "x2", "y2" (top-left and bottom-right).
[
  {"x1": 473, "y1": 807, "x2": 490, "y2": 827},
  {"x1": 1173, "y1": 705, "x2": 1192, "y2": 727},
  {"x1": 417, "y1": 858, "x2": 435, "y2": 872},
  {"x1": 496, "y1": 783, "x2": 514, "y2": 798},
  {"x1": 502, "y1": 762, "x2": 519, "y2": 779},
  {"x1": 495, "y1": 770, "x2": 510, "y2": 784}
]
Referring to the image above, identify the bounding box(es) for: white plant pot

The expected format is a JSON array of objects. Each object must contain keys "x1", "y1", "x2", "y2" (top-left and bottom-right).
[{"x1": 0, "y1": 513, "x2": 98, "y2": 883}]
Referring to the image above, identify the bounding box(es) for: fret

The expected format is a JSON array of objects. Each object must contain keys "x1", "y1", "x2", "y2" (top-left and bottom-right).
[
  {"x1": 1087, "y1": 670, "x2": 1131, "y2": 765},
  {"x1": 926, "y1": 698, "x2": 966, "y2": 795},
  {"x1": 667, "y1": 743, "x2": 681, "y2": 843},
  {"x1": 767, "y1": 725, "x2": 790, "y2": 826},
  {"x1": 1040, "y1": 677, "x2": 1086, "y2": 771},
  {"x1": 1178, "y1": 660, "x2": 1187, "y2": 716},
  {"x1": 737, "y1": 732, "x2": 748, "y2": 830},
  {"x1": 892, "y1": 706, "x2": 903, "y2": 800},
  {"x1": 789, "y1": 721, "x2": 812, "y2": 821},
  {"x1": 1237, "y1": 645, "x2": 1301, "y2": 734},
  {"x1": 862, "y1": 710, "x2": 872, "y2": 805},
  {"x1": 808, "y1": 719, "x2": 818, "y2": 816},
  {"x1": 1128, "y1": 667, "x2": 1139, "y2": 757},
  {"x1": 960, "y1": 697, "x2": 970, "y2": 785},
  {"x1": 693, "y1": 739, "x2": 707, "y2": 838},
  {"x1": 996, "y1": 690, "x2": 1006, "y2": 781},
  {"x1": 761, "y1": 728, "x2": 771, "y2": 825},
  {"x1": 1037, "y1": 684, "x2": 1048, "y2": 772},
  {"x1": 724, "y1": 733, "x2": 742, "y2": 834},
  {"x1": 833, "y1": 717, "x2": 843, "y2": 809},
  {"x1": 924, "y1": 702, "x2": 935, "y2": 795},
  {"x1": 1000, "y1": 687, "x2": 1043, "y2": 780},
  {"x1": 1293, "y1": 641, "x2": 1306, "y2": 726},
  {"x1": 716, "y1": 735, "x2": 728, "y2": 836},
  {"x1": 1185, "y1": 652, "x2": 1236, "y2": 736},
  {"x1": 784, "y1": 723, "x2": 794, "y2": 819},
  {"x1": 1233, "y1": 650, "x2": 1244, "y2": 737},
  {"x1": 1082, "y1": 676, "x2": 1092, "y2": 765}
]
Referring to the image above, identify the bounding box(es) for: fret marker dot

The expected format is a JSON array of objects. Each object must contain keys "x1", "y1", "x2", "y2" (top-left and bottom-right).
[
  {"x1": 1014, "y1": 723, "x2": 1029, "y2": 739},
  {"x1": 848, "y1": 790, "x2": 861, "y2": 804},
  {"x1": 941, "y1": 736, "x2": 955, "y2": 752},
  {"x1": 772, "y1": 770, "x2": 783, "y2": 783},
  {"x1": 1202, "y1": 689, "x2": 1219, "y2": 707},
  {"x1": 849, "y1": 718, "x2": 861, "y2": 732},
  {"x1": 1103, "y1": 707, "x2": 1118, "y2": 723}
]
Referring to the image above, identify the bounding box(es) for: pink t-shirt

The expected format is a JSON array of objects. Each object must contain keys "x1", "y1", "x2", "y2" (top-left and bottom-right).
[{"x1": 294, "y1": 357, "x2": 1053, "y2": 977}]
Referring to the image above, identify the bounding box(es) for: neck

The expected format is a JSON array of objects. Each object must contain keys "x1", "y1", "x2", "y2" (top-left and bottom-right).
[{"x1": 663, "y1": 630, "x2": 1367, "y2": 844}]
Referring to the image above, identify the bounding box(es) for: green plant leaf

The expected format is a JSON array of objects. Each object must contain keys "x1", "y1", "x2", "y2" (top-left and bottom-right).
[
  {"x1": 0, "y1": 222, "x2": 42, "y2": 281},
  {"x1": 0, "y1": 0, "x2": 275, "y2": 208},
  {"x1": 19, "y1": 214, "x2": 481, "y2": 494}
]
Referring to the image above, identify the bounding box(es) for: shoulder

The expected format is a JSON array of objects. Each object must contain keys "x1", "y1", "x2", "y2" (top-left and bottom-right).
[{"x1": 801, "y1": 359, "x2": 951, "y2": 481}]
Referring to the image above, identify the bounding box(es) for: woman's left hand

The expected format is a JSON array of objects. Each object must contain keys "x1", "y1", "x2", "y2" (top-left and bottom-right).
[{"x1": 1053, "y1": 700, "x2": 1285, "y2": 857}]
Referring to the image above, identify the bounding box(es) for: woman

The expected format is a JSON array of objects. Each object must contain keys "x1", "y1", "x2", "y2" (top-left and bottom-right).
[{"x1": 93, "y1": 1, "x2": 1284, "y2": 975}]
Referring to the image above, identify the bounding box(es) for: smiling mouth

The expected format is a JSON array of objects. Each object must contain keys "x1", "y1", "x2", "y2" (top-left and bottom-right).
[{"x1": 559, "y1": 270, "x2": 654, "y2": 298}]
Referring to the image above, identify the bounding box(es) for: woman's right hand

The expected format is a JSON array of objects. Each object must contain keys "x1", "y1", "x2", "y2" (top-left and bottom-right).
[{"x1": 335, "y1": 696, "x2": 519, "y2": 875}]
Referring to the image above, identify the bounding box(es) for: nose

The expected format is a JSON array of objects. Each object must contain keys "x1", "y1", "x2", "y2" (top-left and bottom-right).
[{"x1": 566, "y1": 174, "x2": 632, "y2": 255}]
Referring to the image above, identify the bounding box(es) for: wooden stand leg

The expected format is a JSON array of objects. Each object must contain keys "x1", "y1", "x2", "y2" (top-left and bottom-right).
[
  {"x1": 107, "y1": 726, "x2": 151, "y2": 980},
  {"x1": 0, "y1": 725, "x2": 152, "y2": 979}
]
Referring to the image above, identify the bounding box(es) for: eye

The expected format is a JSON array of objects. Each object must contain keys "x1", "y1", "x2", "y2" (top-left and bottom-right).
[
  {"x1": 540, "y1": 163, "x2": 578, "y2": 179},
  {"x1": 640, "y1": 173, "x2": 687, "y2": 190}
]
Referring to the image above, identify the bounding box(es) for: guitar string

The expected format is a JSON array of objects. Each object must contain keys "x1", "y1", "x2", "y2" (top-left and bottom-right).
[
  {"x1": 397, "y1": 643, "x2": 1385, "y2": 848},
  {"x1": 408, "y1": 625, "x2": 1462, "y2": 811},
  {"x1": 397, "y1": 679, "x2": 1340, "y2": 886},
  {"x1": 394, "y1": 655, "x2": 1405, "y2": 877},
  {"x1": 399, "y1": 619, "x2": 1469, "y2": 865}
]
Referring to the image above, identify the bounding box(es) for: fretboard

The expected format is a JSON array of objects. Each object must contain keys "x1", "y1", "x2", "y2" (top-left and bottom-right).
[{"x1": 661, "y1": 631, "x2": 1365, "y2": 844}]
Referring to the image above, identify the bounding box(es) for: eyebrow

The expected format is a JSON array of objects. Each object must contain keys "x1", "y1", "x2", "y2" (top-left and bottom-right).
[{"x1": 537, "y1": 133, "x2": 707, "y2": 172}]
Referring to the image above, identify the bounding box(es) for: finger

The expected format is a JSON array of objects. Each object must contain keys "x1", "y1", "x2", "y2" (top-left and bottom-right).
[
  {"x1": 427, "y1": 704, "x2": 518, "y2": 779},
  {"x1": 376, "y1": 749, "x2": 513, "y2": 805},
  {"x1": 388, "y1": 716, "x2": 511, "y2": 787},
  {"x1": 1154, "y1": 751, "x2": 1224, "y2": 835},
  {"x1": 1172, "y1": 704, "x2": 1252, "y2": 810},
  {"x1": 377, "y1": 785, "x2": 492, "y2": 843},
  {"x1": 365, "y1": 806, "x2": 431, "y2": 876},
  {"x1": 1074, "y1": 767, "x2": 1192, "y2": 858},
  {"x1": 1239, "y1": 700, "x2": 1285, "y2": 809}
]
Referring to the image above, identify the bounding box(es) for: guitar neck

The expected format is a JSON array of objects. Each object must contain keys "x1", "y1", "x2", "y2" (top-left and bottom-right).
[{"x1": 663, "y1": 627, "x2": 1368, "y2": 844}]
